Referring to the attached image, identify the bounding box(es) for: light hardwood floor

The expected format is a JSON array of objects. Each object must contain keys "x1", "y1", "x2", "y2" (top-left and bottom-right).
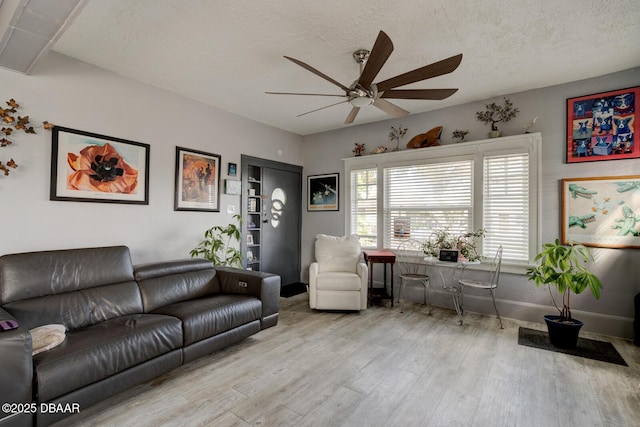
[{"x1": 58, "y1": 293, "x2": 640, "y2": 427}]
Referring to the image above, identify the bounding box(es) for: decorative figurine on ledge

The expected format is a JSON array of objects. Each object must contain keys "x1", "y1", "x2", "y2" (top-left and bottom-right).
[
  {"x1": 389, "y1": 124, "x2": 408, "y2": 151},
  {"x1": 476, "y1": 97, "x2": 519, "y2": 138},
  {"x1": 524, "y1": 116, "x2": 538, "y2": 133},
  {"x1": 452, "y1": 129, "x2": 469, "y2": 143},
  {"x1": 353, "y1": 142, "x2": 365, "y2": 156}
]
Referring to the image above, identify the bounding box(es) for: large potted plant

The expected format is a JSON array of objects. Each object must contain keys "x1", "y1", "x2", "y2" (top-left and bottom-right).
[
  {"x1": 526, "y1": 239, "x2": 603, "y2": 348},
  {"x1": 190, "y1": 214, "x2": 243, "y2": 267}
]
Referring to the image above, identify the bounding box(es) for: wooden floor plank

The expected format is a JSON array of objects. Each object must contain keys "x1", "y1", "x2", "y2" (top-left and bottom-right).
[{"x1": 56, "y1": 294, "x2": 640, "y2": 427}]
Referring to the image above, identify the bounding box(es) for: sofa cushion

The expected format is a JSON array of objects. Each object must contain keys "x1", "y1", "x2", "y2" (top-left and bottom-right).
[
  {"x1": 34, "y1": 314, "x2": 182, "y2": 402},
  {"x1": 315, "y1": 234, "x2": 362, "y2": 273},
  {"x1": 4, "y1": 281, "x2": 143, "y2": 330},
  {"x1": 315, "y1": 272, "x2": 363, "y2": 291},
  {"x1": 136, "y1": 267, "x2": 220, "y2": 313},
  {"x1": 152, "y1": 295, "x2": 261, "y2": 346},
  {"x1": 0, "y1": 246, "x2": 134, "y2": 304}
]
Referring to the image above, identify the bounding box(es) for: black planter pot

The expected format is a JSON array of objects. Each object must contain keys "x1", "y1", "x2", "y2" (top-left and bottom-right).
[{"x1": 544, "y1": 315, "x2": 584, "y2": 348}]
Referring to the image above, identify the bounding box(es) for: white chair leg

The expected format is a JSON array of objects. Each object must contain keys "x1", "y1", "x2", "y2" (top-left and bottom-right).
[{"x1": 400, "y1": 279, "x2": 406, "y2": 313}]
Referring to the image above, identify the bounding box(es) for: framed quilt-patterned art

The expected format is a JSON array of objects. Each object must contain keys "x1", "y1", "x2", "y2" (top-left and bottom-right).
[{"x1": 566, "y1": 86, "x2": 639, "y2": 163}]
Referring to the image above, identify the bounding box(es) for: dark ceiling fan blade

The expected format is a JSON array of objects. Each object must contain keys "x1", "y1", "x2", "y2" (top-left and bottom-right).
[
  {"x1": 373, "y1": 98, "x2": 409, "y2": 118},
  {"x1": 284, "y1": 56, "x2": 351, "y2": 92},
  {"x1": 376, "y1": 53, "x2": 463, "y2": 92},
  {"x1": 344, "y1": 107, "x2": 360, "y2": 124},
  {"x1": 266, "y1": 91, "x2": 347, "y2": 97},
  {"x1": 357, "y1": 30, "x2": 394, "y2": 89},
  {"x1": 296, "y1": 99, "x2": 350, "y2": 117},
  {"x1": 380, "y1": 88, "x2": 458, "y2": 100}
]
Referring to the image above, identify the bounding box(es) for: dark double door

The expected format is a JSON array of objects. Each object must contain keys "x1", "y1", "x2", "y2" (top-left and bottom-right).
[{"x1": 241, "y1": 155, "x2": 302, "y2": 286}]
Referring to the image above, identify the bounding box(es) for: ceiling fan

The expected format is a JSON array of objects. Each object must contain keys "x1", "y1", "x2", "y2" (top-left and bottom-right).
[{"x1": 266, "y1": 30, "x2": 463, "y2": 124}]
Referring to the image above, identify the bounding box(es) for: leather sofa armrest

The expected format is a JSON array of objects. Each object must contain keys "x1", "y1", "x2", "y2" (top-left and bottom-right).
[
  {"x1": 0, "y1": 307, "x2": 33, "y2": 425},
  {"x1": 214, "y1": 267, "x2": 281, "y2": 328}
]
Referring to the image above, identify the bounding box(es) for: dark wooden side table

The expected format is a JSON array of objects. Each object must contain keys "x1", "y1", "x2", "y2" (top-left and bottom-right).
[{"x1": 363, "y1": 249, "x2": 396, "y2": 307}]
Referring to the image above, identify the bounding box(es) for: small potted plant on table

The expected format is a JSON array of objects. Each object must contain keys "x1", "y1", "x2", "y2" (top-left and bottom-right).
[{"x1": 526, "y1": 239, "x2": 603, "y2": 348}]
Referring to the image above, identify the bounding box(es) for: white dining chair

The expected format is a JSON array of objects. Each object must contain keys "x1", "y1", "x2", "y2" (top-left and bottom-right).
[{"x1": 458, "y1": 246, "x2": 504, "y2": 328}]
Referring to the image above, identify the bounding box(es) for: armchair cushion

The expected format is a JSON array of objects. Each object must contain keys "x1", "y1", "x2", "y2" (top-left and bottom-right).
[
  {"x1": 315, "y1": 234, "x2": 361, "y2": 273},
  {"x1": 314, "y1": 272, "x2": 362, "y2": 291}
]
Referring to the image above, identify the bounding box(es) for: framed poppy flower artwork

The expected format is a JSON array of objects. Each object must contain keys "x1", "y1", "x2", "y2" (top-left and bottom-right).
[{"x1": 50, "y1": 127, "x2": 150, "y2": 204}]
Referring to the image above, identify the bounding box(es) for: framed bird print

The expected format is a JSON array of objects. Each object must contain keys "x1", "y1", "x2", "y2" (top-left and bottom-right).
[{"x1": 307, "y1": 173, "x2": 339, "y2": 211}]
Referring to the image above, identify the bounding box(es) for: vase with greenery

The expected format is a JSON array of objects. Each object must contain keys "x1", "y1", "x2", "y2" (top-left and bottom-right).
[
  {"x1": 190, "y1": 214, "x2": 243, "y2": 267},
  {"x1": 422, "y1": 227, "x2": 486, "y2": 262},
  {"x1": 475, "y1": 97, "x2": 519, "y2": 138},
  {"x1": 526, "y1": 239, "x2": 603, "y2": 347}
]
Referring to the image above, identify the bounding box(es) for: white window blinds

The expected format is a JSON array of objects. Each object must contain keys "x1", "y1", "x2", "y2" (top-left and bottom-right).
[
  {"x1": 383, "y1": 160, "x2": 473, "y2": 249},
  {"x1": 350, "y1": 168, "x2": 377, "y2": 248},
  {"x1": 483, "y1": 153, "x2": 530, "y2": 262}
]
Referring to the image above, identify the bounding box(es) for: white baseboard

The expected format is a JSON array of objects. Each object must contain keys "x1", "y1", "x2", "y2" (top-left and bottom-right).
[{"x1": 389, "y1": 282, "x2": 635, "y2": 340}]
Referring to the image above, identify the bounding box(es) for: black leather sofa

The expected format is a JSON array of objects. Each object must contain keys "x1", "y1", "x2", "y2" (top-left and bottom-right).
[{"x1": 0, "y1": 246, "x2": 280, "y2": 427}]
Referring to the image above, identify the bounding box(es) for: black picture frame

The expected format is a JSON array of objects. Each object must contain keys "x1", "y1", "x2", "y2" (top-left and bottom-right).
[
  {"x1": 50, "y1": 126, "x2": 150, "y2": 204},
  {"x1": 228, "y1": 162, "x2": 237, "y2": 176},
  {"x1": 174, "y1": 146, "x2": 221, "y2": 212},
  {"x1": 307, "y1": 173, "x2": 339, "y2": 211},
  {"x1": 438, "y1": 249, "x2": 460, "y2": 262}
]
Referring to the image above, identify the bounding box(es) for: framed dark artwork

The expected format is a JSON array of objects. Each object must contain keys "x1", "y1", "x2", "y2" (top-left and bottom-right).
[
  {"x1": 561, "y1": 176, "x2": 640, "y2": 249},
  {"x1": 566, "y1": 86, "x2": 639, "y2": 163},
  {"x1": 308, "y1": 173, "x2": 339, "y2": 211},
  {"x1": 438, "y1": 249, "x2": 460, "y2": 262},
  {"x1": 228, "y1": 162, "x2": 237, "y2": 176},
  {"x1": 50, "y1": 126, "x2": 150, "y2": 204},
  {"x1": 175, "y1": 147, "x2": 221, "y2": 212}
]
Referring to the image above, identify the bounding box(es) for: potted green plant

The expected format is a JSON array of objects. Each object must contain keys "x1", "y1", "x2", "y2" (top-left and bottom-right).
[
  {"x1": 475, "y1": 97, "x2": 519, "y2": 138},
  {"x1": 422, "y1": 227, "x2": 485, "y2": 262},
  {"x1": 190, "y1": 214, "x2": 243, "y2": 267},
  {"x1": 526, "y1": 239, "x2": 603, "y2": 348}
]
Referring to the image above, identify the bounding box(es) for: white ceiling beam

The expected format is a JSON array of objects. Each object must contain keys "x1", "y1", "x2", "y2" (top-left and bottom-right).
[{"x1": 0, "y1": 0, "x2": 87, "y2": 74}]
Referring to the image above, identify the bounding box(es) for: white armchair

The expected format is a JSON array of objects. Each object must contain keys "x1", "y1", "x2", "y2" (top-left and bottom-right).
[{"x1": 309, "y1": 234, "x2": 368, "y2": 311}]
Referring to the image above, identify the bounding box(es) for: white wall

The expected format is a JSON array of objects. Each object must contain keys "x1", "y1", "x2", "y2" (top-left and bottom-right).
[
  {"x1": 0, "y1": 52, "x2": 303, "y2": 263},
  {"x1": 302, "y1": 67, "x2": 640, "y2": 339}
]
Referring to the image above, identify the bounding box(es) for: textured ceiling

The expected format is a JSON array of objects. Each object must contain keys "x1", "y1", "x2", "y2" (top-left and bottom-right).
[{"x1": 52, "y1": 0, "x2": 640, "y2": 136}]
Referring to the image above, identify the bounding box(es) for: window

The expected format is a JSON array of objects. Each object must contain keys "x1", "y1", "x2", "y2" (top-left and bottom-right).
[
  {"x1": 384, "y1": 160, "x2": 473, "y2": 250},
  {"x1": 350, "y1": 168, "x2": 377, "y2": 247},
  {"x1": 345, "y1": 133, "x2": 540, "y2": 264},
  {"x1": 484, "y1": 153, "x2": 529, "y2": 262}
]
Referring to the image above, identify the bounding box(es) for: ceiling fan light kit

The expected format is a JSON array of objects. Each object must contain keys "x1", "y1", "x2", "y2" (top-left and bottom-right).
[{"x1": 266, "y1": 30, "x2": 462, "y2": 125}]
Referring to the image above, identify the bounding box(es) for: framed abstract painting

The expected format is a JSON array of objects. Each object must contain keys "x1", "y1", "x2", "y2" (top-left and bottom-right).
[
  {"x1": 50, "y1": 126, "x2": 150, "y2": 204},
  {"x1": 174, "y1": 146, "x2": 221, "y2": 212},
  {"x1": 566, "y1": 86, "x2": 639, "y2": 163},
  {"x1": 307, "y1": 173, "x2": 339, "y2": 211},
  {"x1": 561, "y1": 176, "x2": 640, "y2": 249}
]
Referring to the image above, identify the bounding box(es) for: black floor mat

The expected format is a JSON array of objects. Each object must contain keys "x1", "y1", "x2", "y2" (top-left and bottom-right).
[
  {"x1": 518, "y1": 327, "x2": 627, "y2": 366},
  {"x1": 280, "y1": 282, "x2": 307, "y2": 298}
]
